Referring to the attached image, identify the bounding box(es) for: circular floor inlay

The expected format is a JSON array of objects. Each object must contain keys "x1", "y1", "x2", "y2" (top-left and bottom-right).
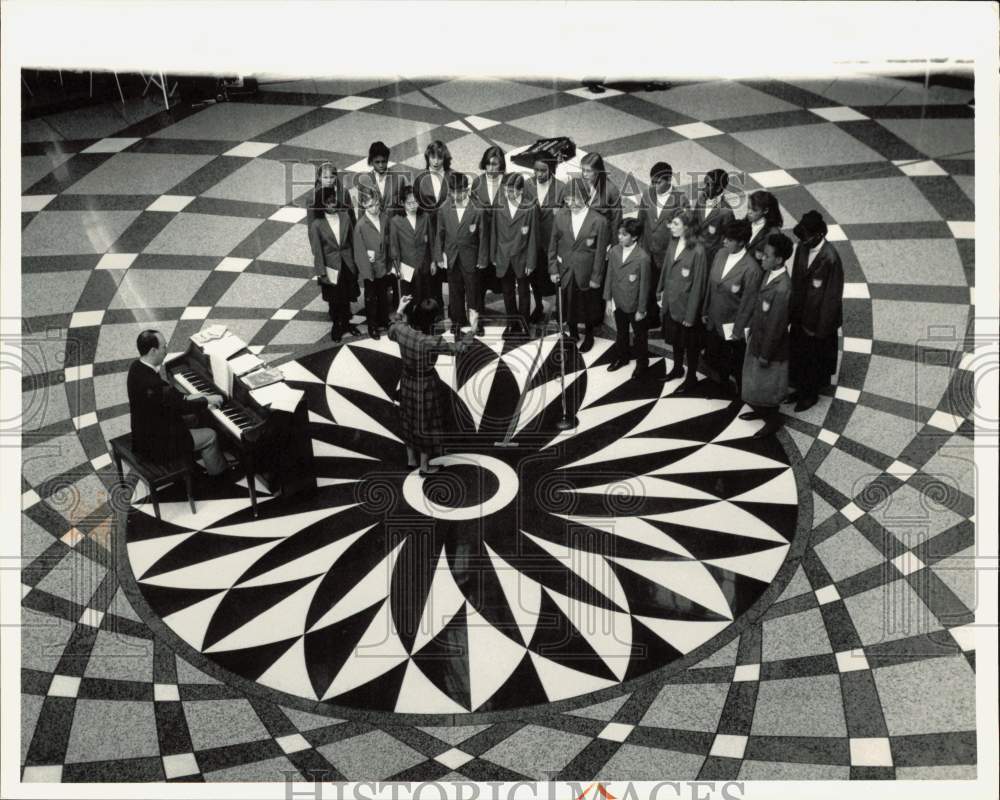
[{"x1": 121, "y1": 330, "x2": 802, "y2": 716}]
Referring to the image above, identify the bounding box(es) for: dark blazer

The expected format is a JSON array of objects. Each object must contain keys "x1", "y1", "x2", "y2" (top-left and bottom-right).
[
  {"x1": 308, "y1": 211, "x2": 356, "y2": 282},
  {"x1": 746, "y1": 222, "x2": 782, "y2": 264},
  {"x1": 694, "y1": 195, "x2": 735, "y2": 260},
  {"x1": 127, "y1": 360, "x2": 205, "y2": 464},
  {"x1": 604, "y1": 244, "x2": 652, "y2": 315},
  {"x1": 525, "y1": 177, "x2": 565, "y2": 254},
  {"x1": 789, "y1": 239, "x2": 844, "y2": 338},
  {"x1": 471, "y1": 173, "x2": 505, "y2": 211},
  {"x1": 703, "y1": 249, "x2": 762, "y2": 339},
  {"x1": 433, "y1": 198, "x2": 489, "y2": 274},
  {"x1": 657, "y1": 237, "x2": 708, "y2": 326},
  {"x1": 587, "y1": 180, "x2": 623, "y2": 239},
  {"x1": 390, "y1": 213, "x2": 433, "y2": 276},
  {"x1": 353, "y1": 169, "x2": 408, "y2": 216},
  {"x1": 638, "y1": 188, "x2": 690, "y2": 260},
  {"x1": 491, "y1": 199, "x2": 538, "y2": 278},
  {"x1": 548, "y1": 207, "x2": 609, "y2": 289},
  {"x1": 353, "y1": 211, "x2": 391, "y2": 281},
  {"x1": 412, "y1": 169, "x2": 450, "y2": 216},
  {"x1": 748, "y1": 270, "x2": 792, "y2": 362}
]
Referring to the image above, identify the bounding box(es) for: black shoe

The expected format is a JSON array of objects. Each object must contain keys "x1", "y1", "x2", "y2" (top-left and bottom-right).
[
  {"x1": 528, "y1": 308, "x2": 545, "y2": 324},
  {"x1": 579, "y1": 334, "x2": 594, "y2": 353},
  {"x1": 783, "y1": 392, "x2": 800, "y2": 405},
  {"x1": 727, "y1": 397, "x2": 744, "y2": 412},
  {"x1": 794, "y1": 395, "x2": 818, "y2": 413},
  {"x1": 739, "y1": 410, "x2": 763, "y2": 421},
  {"x1": 631, "y1": 366, "x2": 648, "y2": 380},
  {"x1": 607, "y1": 359, "x2": 627, "y2": 372},
  {"x1": 672, "y1": 380, "x2": 698, "y2": 395},
  {"x1": 663, "y1": 366, "x2": 685, "y2": 381},
  {"x1": 330, "y1": 327, "x2": 343, "y2": 341},
  {"x1": 370, "y1": 328, "x2": 381, "y2": 340},
  {"x1": 752, "y1": 421, "x2": 782, "y2": 439},
  {"x1": 348, "y1": 325, "x2": 362, "y2": 337}
]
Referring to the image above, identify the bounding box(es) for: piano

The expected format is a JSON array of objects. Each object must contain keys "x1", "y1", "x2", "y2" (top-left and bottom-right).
[{"x1": 165, "y1": 335, "x2": 316, "y2": 518}]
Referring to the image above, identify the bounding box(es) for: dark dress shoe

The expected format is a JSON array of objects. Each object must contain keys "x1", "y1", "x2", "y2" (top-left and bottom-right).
[
  {"x1": 579, "y1": 334, "x2": 594, "y2": 353},
  {"x1": 607, "y1": 359, "x2": 626, "y2": 372},
  {"x1": 330, "y1": 327, "x2": 343, "y2": 341},
  {"x1": 752, "y1": 422, "x2": 781, "y2": 439},
  {"x1": 727, "y1": 397, "x2": 744, "y2": 412},
  {"x1": 672, "y1": 380, "x2": 698, "y2": 395},
  {"x1": 794, "y1": 395, "x2": 818, "y2": 412},
  {"x1": 783, "y1": 392, "x2": 800, "y2": 405},
  {"x1": 631, "y1": 366, "x2": 648, "y2": 381},
  {"x1": 370, "y1": 328, "x2": 381, "y2": 340},
  {"x1": 663, "y1": 366, "x2": 685, "y2": 381},
  {"x1": 348, "y1": 325, "x2": 362, "y2": 337},
  {"x1": 739, "y1": 410, "x2": 763, "y2": 421}
]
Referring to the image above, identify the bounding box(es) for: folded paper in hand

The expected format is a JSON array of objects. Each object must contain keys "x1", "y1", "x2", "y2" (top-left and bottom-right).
[
  {"x1": 723, "y1": 322, "x2": 735, "y2": 341},
  {"x1": 326, "y1": 267, "x2": 339, "y2": 284},
  {"x1": 400, "y1": 262, "x2": 415, "y2": 282}
]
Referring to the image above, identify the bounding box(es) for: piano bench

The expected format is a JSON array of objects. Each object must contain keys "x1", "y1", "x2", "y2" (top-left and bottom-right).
[{"x1": 109, "y1": 434, "x2": 196, "y2": 520}]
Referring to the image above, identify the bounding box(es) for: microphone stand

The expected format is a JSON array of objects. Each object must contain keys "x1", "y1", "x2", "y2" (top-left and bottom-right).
[{"x1": 555, "y1": 274, "x2": 578, "y2": 431}]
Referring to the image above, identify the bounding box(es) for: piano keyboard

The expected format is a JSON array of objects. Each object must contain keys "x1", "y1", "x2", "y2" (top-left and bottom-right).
[{"x1": 172, "y1": 368, "x2": 258, "y2": 439}]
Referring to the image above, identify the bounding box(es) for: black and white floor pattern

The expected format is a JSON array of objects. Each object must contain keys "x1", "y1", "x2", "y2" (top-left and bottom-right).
[{"x1": 122, "y1": 331, "x2": 801, "y2": 715}]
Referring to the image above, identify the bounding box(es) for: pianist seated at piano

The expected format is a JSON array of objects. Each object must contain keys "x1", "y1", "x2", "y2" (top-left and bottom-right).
[{"x1": 127, "y1": 330, "x2": 230, "y2": 477}]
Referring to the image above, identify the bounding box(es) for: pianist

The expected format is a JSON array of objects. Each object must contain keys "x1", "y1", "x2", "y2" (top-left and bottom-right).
[{"x1": 127, "y1": 330, "x2": 229, "y2": 475}]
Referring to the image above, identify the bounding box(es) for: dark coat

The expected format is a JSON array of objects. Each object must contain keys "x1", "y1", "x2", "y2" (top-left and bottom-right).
[
  {"x1": 353, "y1": 211, "x2": 391, "y2": 282},
  {"x1": 548, "y1": 207, "x2": 609, "y2": 289},
  {"x1": 703, "y1": 249, "x2": 761, "y2": 339},
  {"x1": 789, "y1": 239, "x2": 844, "y2": 338},
  {"x1": 471, "y1": 173, "x2": 505, "y2": 211},
  {"x1": 127, "y1": 360, "x2": 204, "y2": 464},
  {"x1": 693, "y1": 195, "x2": 735, "y2": 261},
  {"x1": 308, "y1": 210, "x2": 356, "y2": 281},
  {"x1": 746, "y1": 222, "x2": 782, "y2": 264},
  {"x1": 747, "y1": 270, "x2": 792, "y2": 363},
  {"x1": 390, "y1": 213, "x2": 433, "y2": 276},
  {"x1": 638, "y1": 188, "x2": 690, "y2": 261},
  {"x1": 490, "y1": 199, "x2": 538, "y2": 278},
  {"x1": 604, "y1": 244, "x2": 652, "y2": 315},
  {"x1": 433, "y1": 198, "x2": 490, "y2": 274},
  {"x1": 657, "y1": 237, "x2": 708, "y2": 326},
  {"x1": 587, "y1": 179, "x2": 623, "y2": 239},
  {"x1": 525, "y1": 177, "x2": 565, "y2": 255},
  {"x1": 352, "y1": 169, "x2": 409, "y2": 216}
]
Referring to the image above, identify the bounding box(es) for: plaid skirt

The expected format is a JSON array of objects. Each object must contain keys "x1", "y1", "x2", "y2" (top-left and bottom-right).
[{"x1": 397, "y1": 371, "x2": 448, "y2": 450}]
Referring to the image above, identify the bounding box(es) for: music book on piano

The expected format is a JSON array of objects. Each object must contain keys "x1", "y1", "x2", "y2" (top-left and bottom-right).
[
  {"x1": 229, "y1": 352, "x2": 264, "y2": 377},
  {"x1": 250, "y1": 382, "x2": 304, "y2": 414},
  {"x1": 241, "y1": 366, "x2": 284, "y2": 390},
  {"x1": 203, "y1": 333, "x2": 246, "y2": 360},
  {"x1": 190, "y1": 324, "x2": 229, "y2": 346}
]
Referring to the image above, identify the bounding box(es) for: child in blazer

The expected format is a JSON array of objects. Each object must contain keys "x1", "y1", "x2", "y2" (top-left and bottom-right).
[
  {"x1": 308, "y1": 184, "x2": 357, "y2": 341},
  {"x1": 638, "y1": 162, "x2": 690, "y2": 327},
  {"x1": 490, "y1": 173, "x2": 538, "y2": 334},
  {"x1": 740, "y1": 233, "x2": 795, "y2": 439},
  {"x1": 353, "y1": 187, "x2": 393, "y2": 338},
  {"x1": 548, "y1": 179, "x2": 609, "y2": 353},
  {"x1": 695, "y1": 168, "x2": 735, "y2": 265},
  {"x1": 702, "y1": 218, "x2": 762, "y2": 406},
  {"x1": 604, "y1": 218, "x2": 653, "y2": 379},
  {"x1": 390, "y1": 186, "x2": 435, "y2": 303},
  {"x1": 434, "y1": 172, "x2": 490, "y2": 328},
  {"x1": 525, "y1": 155, "x2": 565, "y2": 322},
  {"x1": 657, "y1": 210, "x2": 709, "y2": 393}
]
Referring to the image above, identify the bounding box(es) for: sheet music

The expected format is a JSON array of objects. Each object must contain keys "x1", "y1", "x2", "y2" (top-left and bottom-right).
[
  {"x1": 250, "y1": 382, "x2": 304, "y2": 413},
  {"x1": 723, "y1": 322, "x2": 735, "y2": 341},
  {"x1": 209, "y1": 352, "x2": 234, "y2": 396},
  {"x1": 229, "y1": 352, "x2": 264, "y2": 376},
  {"x1": 326, "y1": 266, "x2": 339, "y2": 284},
  {"x1": 400, "y1": 262, "x2": 415, "y2": 282},
  {"x1": 203, "y1": 333, "x2": 245, "y2": 360}
]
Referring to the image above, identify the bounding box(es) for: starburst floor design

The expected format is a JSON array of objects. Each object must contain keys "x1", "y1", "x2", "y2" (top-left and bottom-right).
[{"x1": 120, "y1": 331, "x2": 802, "y2": 715}]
